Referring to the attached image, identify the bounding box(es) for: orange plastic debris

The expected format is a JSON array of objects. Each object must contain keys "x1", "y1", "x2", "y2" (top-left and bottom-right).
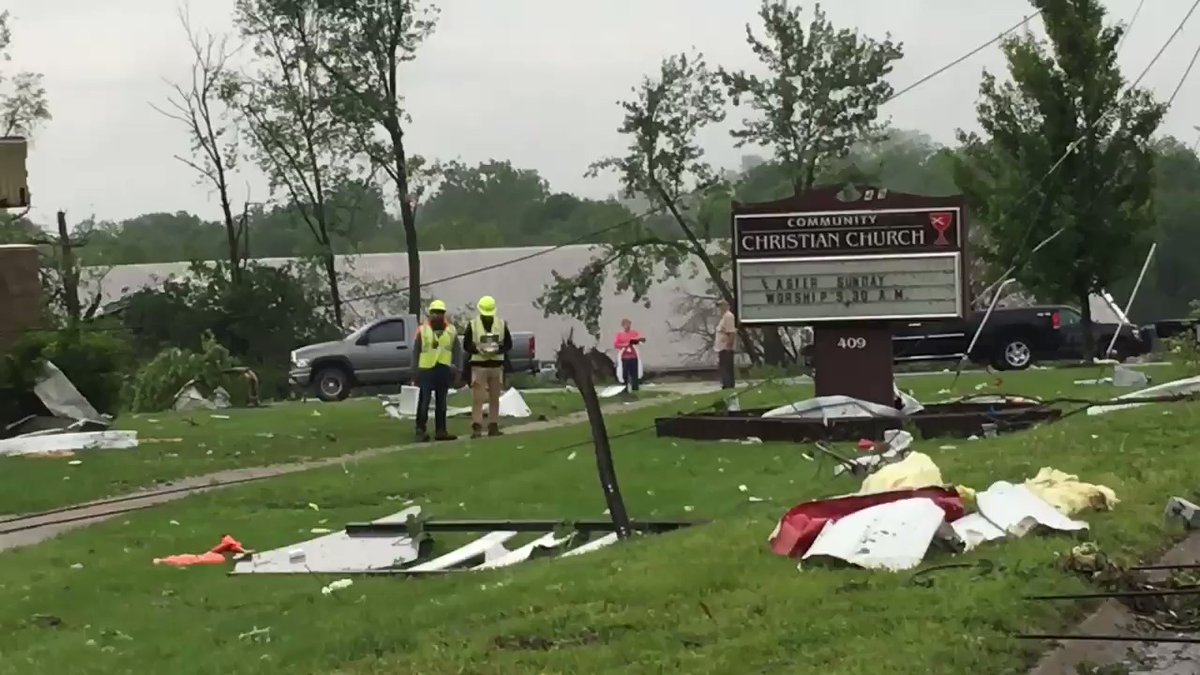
[
  {"x1": 152, "y1": 534, "x2": 247, "y2": 567},
  {"x1": 153, "y1": 551, "x2": 226, "y2": 567},
  {"x1": 209, "y1": 535, "x2": 246, "y2": 555}
]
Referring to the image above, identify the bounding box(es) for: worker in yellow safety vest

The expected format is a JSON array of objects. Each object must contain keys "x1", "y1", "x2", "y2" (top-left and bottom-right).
[
  {"x1": 462, "y1": 295, "x2": 513, "y2": 438},
  {"x1": 411, "y1": 299, "x2": 461, "y2": 442}
]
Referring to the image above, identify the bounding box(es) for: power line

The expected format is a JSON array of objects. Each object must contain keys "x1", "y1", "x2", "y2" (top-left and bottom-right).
[
  {"x1": 887, "y1": 11, "x2": 1041, "y2": 103},
  {"x1": 1115, "y1": 0, "x2": 1147, "y2": 55},
  {"x1": 1167, "y1": 39, "x2": 1200, "y2": 107}
]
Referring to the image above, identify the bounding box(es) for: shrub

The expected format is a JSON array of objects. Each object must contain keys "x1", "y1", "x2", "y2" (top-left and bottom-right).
[
  {"x1": 119, "y1": 260, "x2": 340, "y2": 401},
  {"x1": 0, "y1": 325, "x2": 133, "y2": 423},
  {"x1": 127, "y1": 332, "x2": 242, "y2": 413},
  {"x1": 40, "y1": 327, "x2": 133, "y2": 414}
]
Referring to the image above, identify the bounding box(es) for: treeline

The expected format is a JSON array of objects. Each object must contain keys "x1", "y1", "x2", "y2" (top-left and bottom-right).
[{"x1": 4, "y1": 127, "x2": 1199, "y2": 322}]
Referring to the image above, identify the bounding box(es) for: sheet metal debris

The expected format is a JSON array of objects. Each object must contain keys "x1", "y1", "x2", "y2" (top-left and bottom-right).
[
  {"x1": 1165, "y1": 496, "x2": 1200, "y2": 530},
  {"x1": 34, "y1": 361, "x2": 106, "y2": 426},
  {"x1": 382, "y1": 387, "x2": 533, "y2": 420},
  {"x1": 801, "y1": 498, "x2": 959, "y2": 572},
  {"x1": 1087, "y1": 374, "x2": 1200, "y2": 416},
  {"x1": 233, "y1": 507, "x2": 423, "y2": 574},
  {"x1": 234, "y1": 516, "x2": 704, "y2": 576},
  {"x1": 953, "y1": 482, "x2": 1089, "y2": 551},
  {"x1": 0, "y1": 430, "x2": 138, "y2": 457},
  {"x1": 762, "y1": 383, "x2": 922, "y2": 423}
]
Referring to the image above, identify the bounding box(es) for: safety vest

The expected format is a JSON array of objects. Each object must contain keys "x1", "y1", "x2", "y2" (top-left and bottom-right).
[
  {"x1": 418, "y1": 324, "x2": 456, "y2": 369},
  {"x1": 470, "y1": 316, "x2": 506, "y2": 363}
]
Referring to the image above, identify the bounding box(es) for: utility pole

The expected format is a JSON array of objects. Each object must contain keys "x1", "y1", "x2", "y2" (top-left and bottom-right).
[{"x1": 1192, "y1": 125, "x2": 1200, "y2": 153}]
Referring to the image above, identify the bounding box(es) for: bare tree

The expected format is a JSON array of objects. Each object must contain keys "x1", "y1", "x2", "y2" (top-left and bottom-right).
[{"x1": 153, "y1": 6, "x2": 248, "y2": 283}]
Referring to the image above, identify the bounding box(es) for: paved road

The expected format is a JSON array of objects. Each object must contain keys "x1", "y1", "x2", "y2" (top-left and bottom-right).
[
  {"x1": 0, "y1": 395, "x2": 677, "y2": 553},
  {"x1": 1028, "y1": 531, "x2": 1200, "y2": 675}
]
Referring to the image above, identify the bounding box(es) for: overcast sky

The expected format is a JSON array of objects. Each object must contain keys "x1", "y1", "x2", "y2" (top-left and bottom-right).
[{"x1": 7, "y1": 0, "x2": 1200, "y2": 225}]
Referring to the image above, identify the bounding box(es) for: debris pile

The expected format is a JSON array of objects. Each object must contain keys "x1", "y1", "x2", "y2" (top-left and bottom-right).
[
  {"x1": 769, "y1": 447, "x2": 1119, "y2": 572},
  {"x1": 0, "y1": 361, "x2": 139, "y2": 457},
  {"x1": 232, "y1": 508, "x2": 701, "y2": 576}
]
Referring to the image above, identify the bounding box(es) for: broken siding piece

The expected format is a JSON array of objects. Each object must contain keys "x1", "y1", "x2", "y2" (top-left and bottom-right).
[
  {"x1": 406, "y1": 531, "x2": 520, "y2": 571},
  {"x1": 474, "y1": 531, "x2": 572, "y2": 570},
  {"x1": 561, "y1": 532, "x2": 619, "y2": 557}
]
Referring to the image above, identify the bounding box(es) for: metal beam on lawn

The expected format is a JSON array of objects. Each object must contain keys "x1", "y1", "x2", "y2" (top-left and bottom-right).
[
  {"x1": 343, "y1": 519, "x2": 708, "y2": 536},
  {"x1": 654, "y1": 403, "x2": 1061, "y2": 443}
]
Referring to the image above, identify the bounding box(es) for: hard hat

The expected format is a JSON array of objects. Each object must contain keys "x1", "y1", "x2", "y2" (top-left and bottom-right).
[
  {"x1": 428, "y1": 299, "x2": 447, "y2": 313},
  {"x1": 477, "y1": 295, "x2": 496, "y2": 316}
]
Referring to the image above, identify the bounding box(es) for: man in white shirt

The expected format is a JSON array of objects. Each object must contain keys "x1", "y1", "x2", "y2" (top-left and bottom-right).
[{"x1": 715, "y1": 299, "x2": 737, "y2": 389}]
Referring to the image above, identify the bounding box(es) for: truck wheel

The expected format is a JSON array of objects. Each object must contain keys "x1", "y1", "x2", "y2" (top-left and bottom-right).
[
  {"x1": 995, "y1": 338, "x2": 1033, "y2": 371},
  {"x1": 314, "y1": 366, "x2": 352, "y2": 402}
]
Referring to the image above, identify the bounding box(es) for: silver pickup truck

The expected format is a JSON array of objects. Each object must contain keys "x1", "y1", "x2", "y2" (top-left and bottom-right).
[{"x1": 289, "y1": 314, "x2": 537, "y2": 401}]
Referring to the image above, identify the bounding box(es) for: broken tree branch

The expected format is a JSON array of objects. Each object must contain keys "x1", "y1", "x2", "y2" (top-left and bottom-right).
[{"x1": 557, "y1": 336, "x2": 632, "y2": 539}]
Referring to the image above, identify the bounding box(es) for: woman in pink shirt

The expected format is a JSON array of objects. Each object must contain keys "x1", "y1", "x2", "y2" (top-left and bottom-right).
[{"x1": 613, "y1": 318, "x2": 645, "y2": 391}]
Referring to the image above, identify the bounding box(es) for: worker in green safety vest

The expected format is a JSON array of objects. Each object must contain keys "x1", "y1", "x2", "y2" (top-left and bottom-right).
[
  {"x1": 462, "y1": 294, "x2": 513, "y2": 438},
  {"x1": 411, "y1": 299, "x2": 461, "y2": 442}
]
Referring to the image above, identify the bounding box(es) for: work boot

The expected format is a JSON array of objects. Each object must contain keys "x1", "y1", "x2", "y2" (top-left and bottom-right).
[
  {"x1": 487, "y1": 423, "x2": 503, "y2": 437},
  {"x1": 470, "y1": 423, "x2": 483, "y2": 439},
  {"x1": 414, "y1": 428, "x2": 430, "y2": 443},
  {"x1": 434, "y1": 430, "x2": 457, "y2": 442}
]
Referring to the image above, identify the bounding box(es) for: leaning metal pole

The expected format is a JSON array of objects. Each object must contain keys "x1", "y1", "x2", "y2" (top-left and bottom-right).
[
  {"x1": 975, "y1": 226, "x2": 1066, "y2": 306},
  {"x1": 952, "y1": 278, "x2": 1016, "y2": 388},
  {"x1": 1102, "y1": 242, "x2": 1157, "y2": 360}
]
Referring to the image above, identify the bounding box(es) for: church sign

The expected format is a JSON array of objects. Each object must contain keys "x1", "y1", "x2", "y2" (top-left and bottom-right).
[{"x1": 731, "y1": 186, "x2": 969, "y2": 325}]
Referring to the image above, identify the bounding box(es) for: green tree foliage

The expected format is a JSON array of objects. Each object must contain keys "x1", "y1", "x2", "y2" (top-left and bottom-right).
[
  {"x1": 0, "y1": 10, "x2": 50, "y2": 137},
  {"x1": 227, "y1": 0, "x2": 375, "y2": 327},
  {"x1": 296, "y1": 0, "x2": 439, "y2": 316},
  {"x1": 127, "y1": 331, "x2": 240, "y2": 413},
  {"x1": 118, "y1": 261, "x2": 340, "y2": 397},
  {"x1": 0, "y1": 327, "x2": 132, "y2": 422},
  {"x1": 1128, "y1": 137, "x2": 1200, "y2": 321},
  {"x1": 954, "y1": 0, "x2": 1165, "y2": 356},
  {"x1": 418, "y1": 160, "x2": 635, "y2": 249},
  {"x1": 721, "y1": 0, "x2": 903, "y2": 195},
  {"x1": 535, "y1": 52, "x2": 749, "y2": 353}
]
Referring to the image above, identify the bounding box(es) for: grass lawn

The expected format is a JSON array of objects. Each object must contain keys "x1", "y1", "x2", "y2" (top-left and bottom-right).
[
  {"x1": 0, "y1": 363, "x2": 1197, "y2": 674},
  {"x1": 683, "y1": 362, "x2": 1182, "y2": 411},
  {"x1": 0, "y1": 389, "x2": 656, "y2": 515}
]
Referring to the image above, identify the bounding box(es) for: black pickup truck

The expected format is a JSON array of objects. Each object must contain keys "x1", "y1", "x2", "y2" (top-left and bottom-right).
[{"x1": 802, "y1": 305, "x2": 1150, "y2": 371}]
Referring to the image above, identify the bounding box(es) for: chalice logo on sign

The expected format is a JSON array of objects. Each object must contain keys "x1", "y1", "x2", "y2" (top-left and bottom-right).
[{"x1": 929, "y1": 212, "x2": 953, "y2": 246}]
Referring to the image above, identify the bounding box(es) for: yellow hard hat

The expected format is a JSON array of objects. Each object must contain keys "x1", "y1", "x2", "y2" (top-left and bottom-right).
[
  {"x1": 428, "y1": 299, "x2": 447, "y2": 313},
  {"x1": 477, "y1": 295, "x2": 496, "y2": 316}
]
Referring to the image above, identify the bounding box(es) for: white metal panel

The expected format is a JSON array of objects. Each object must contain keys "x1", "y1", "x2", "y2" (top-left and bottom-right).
[
  {"x1": 801, "y1": 497, "x2": 949, "y2": 572},
  {"x1": 232, "y1": 507, "x2": 422, "y2": 574},
  {"x1": 406, "y1": 531, "x2": 519, "y2": 571},
  {"x1": 473, "y1": 531, "x2": 571, "y2": 570},
  {"x1": 561, "y1": 532, "x2": 620, "y2": 557}
]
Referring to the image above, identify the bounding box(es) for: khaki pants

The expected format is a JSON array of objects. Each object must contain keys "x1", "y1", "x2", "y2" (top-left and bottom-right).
[{"x1": 471, "y1": 366, "x2": 504, "y2": 426}]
